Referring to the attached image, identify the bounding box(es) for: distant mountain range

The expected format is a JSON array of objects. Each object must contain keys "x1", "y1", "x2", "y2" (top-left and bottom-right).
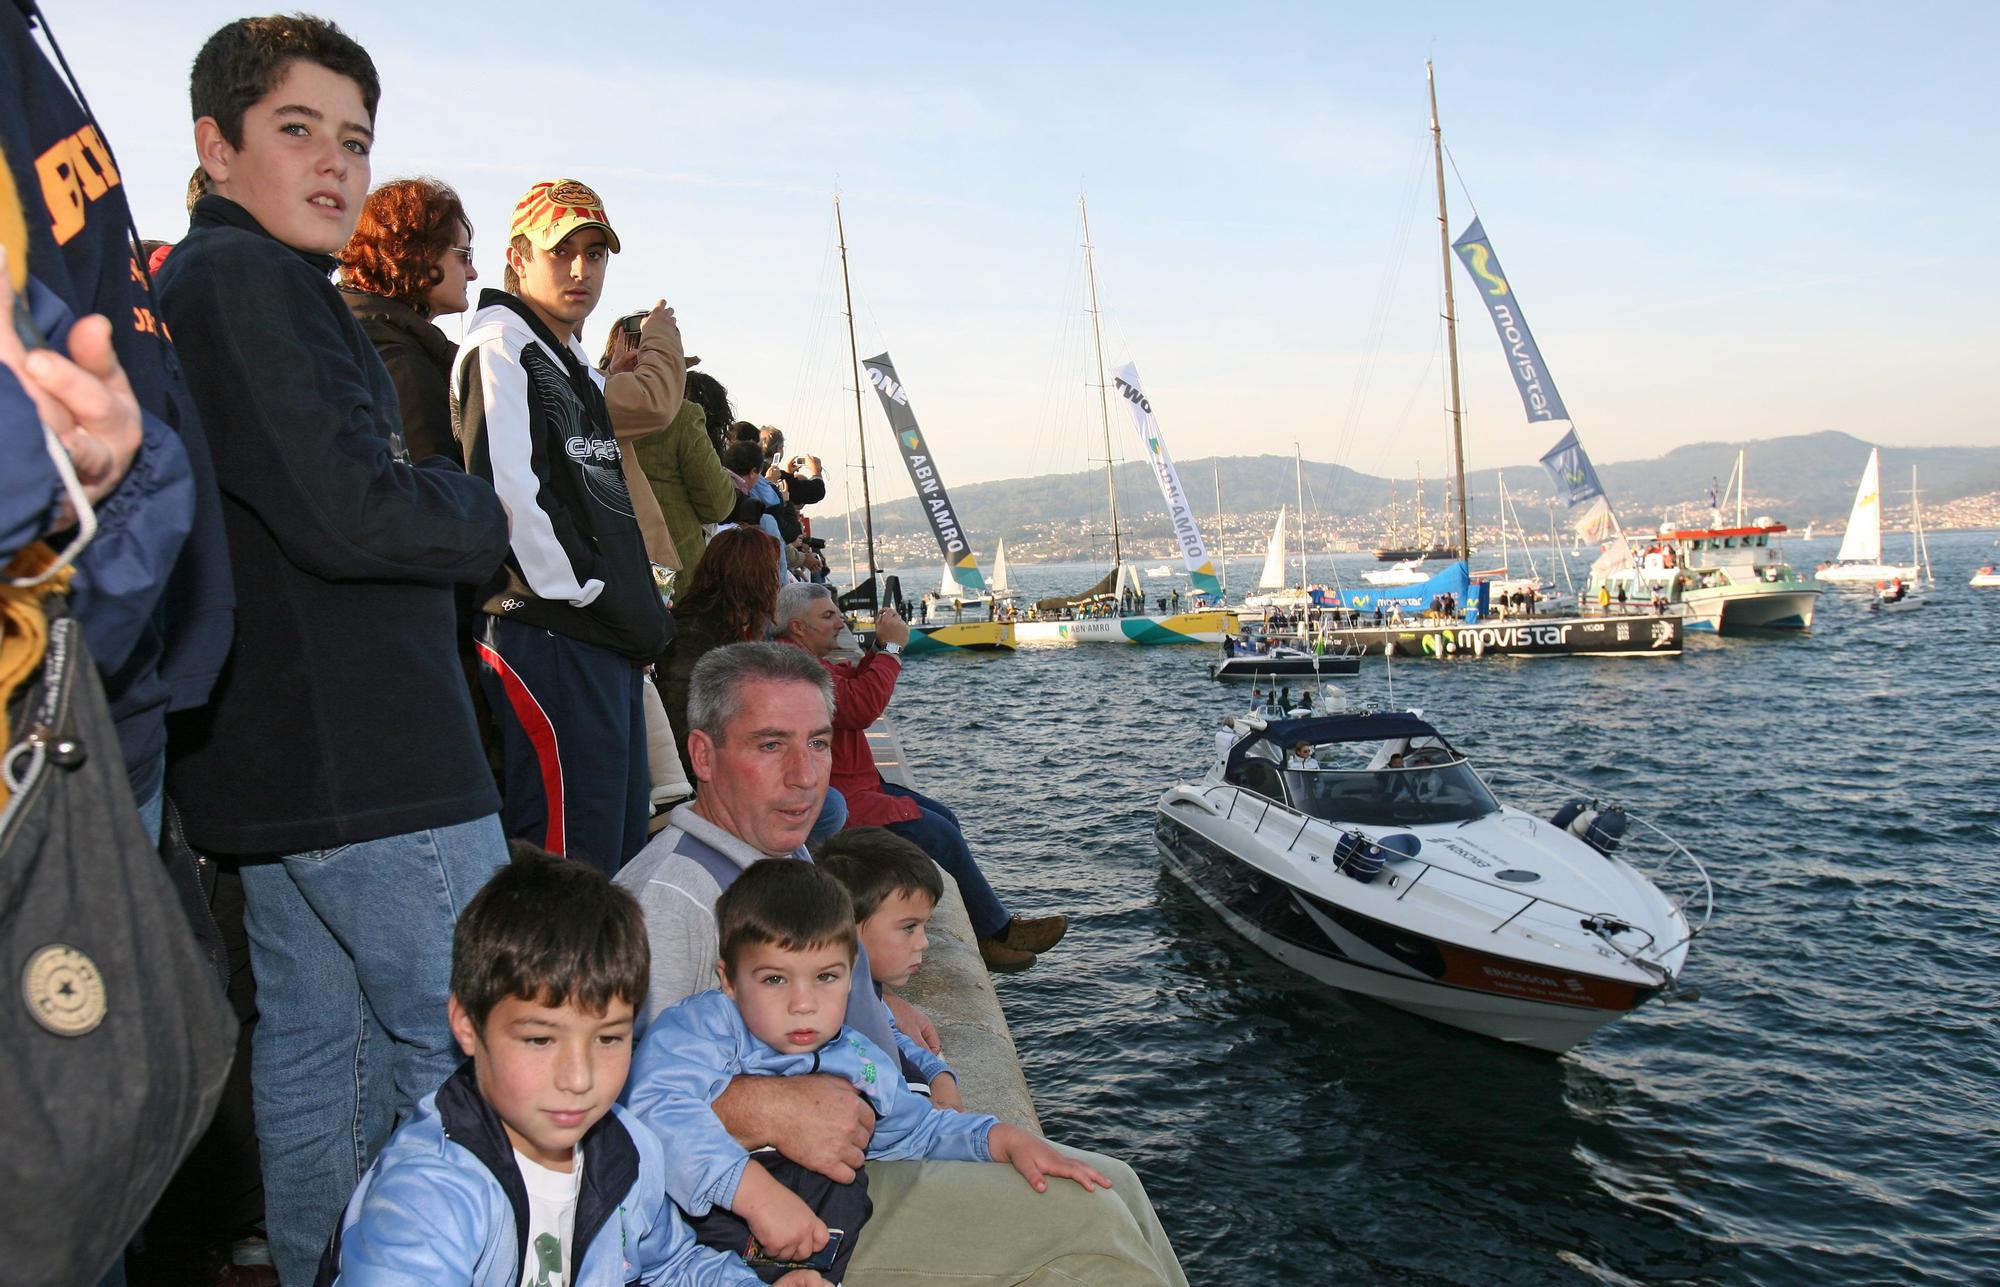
[{"x1": 832, "y1": 430, "x2": 2000, "y2": 547}]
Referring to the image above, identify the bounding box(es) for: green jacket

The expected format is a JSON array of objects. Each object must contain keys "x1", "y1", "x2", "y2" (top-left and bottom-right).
[{"x1": 634, "y1": 401, "x2": 736, "y2": 572}]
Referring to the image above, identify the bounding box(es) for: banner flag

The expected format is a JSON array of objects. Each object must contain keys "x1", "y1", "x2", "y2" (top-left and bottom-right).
[
  {"x1": 1330, "y1": 560, "x2": 1472, "y2": 615},
  {"x1": 1452, "y1": 217, "x2": 1571, "y2": 423},
  {"x1": 1571, "y1": 495, "x2": 1617, "y2": 544},
  {"x1": 1111, "y1": 362, "x2": 1223, "y2": 599},
  {"x1": 1538, "y1": 429, "x2": 1605, "y2": 507},
  {"x1": 862, "y1": 352, "x2": 985, "y2": 593}
]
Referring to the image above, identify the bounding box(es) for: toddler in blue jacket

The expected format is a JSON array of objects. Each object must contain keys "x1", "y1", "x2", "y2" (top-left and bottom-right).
[
  {"x1": 624, "y1": 859, "x2": 1108, "y2": 1282},
  {"x1": 815, "y1": 828, "x2": 964, "y2": 1109},
  {"x1": 318, "y1": 845, "x2": 824, "y2": 1286}
]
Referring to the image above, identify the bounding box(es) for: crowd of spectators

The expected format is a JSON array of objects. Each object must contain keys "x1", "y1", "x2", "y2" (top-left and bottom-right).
[{"x1": 2, "y1": 7, "x2": 1163, "y2": 1286}]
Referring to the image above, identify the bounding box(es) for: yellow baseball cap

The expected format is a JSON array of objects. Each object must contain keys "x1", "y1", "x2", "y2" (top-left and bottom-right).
[{"x1": 510, "y1": 178, "x2": 621, "y2": 254}]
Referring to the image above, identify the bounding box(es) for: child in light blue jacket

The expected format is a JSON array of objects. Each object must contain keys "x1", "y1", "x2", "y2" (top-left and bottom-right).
[
  {"x1": 318, "y1": 847, "x2": 824, "y2": 1286},
  {"x1": 625, "y1": 859, "x2": 1108, "y2": 1283}
]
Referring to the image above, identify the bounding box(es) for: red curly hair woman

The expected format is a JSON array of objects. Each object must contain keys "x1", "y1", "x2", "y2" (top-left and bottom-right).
[{"x1": 337, "y1": 177, "x2": 476, "y2": 464}]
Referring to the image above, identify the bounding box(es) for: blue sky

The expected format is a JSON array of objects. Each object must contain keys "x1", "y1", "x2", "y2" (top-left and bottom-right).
[{"x1": 53, "y1": 1, "x2": 1999, "y2": 507}]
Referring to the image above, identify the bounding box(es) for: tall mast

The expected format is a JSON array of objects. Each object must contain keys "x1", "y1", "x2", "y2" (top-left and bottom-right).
[
  {"x1": 1429, "y1": 60, "x2": 1470, "y2": 562},
  {"x1": 836, "y1": 195, "x2": 877, "y2": 585},
  {"x1": 1080, "y1": 194, "x2": 1122, "y2": 573},
  {"x1": 1212, "y1": 457, "x2": 1229, "y2": 597},
  {"x1": 1293, "y1": 443, "x2": 1307, "y2": 592}
]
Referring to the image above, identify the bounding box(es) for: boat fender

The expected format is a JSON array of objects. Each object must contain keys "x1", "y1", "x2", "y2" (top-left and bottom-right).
[
  {"x1": 1472, "y1": 631, "x2": 1486, "y2": 658},
  {"x1": 1549, "y1": 800, "x2": 1589, "y2": 831},
  {"x1": 1335, "y1": 831, "x2": 1386, "y2": 883},
  {"x1": 1582, "y1": 806, "x2": 1629, "y2": 856}
]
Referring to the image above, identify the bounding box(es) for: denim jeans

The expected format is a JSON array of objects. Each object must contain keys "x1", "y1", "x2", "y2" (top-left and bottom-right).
[
  {"x1": 239, "y1": 814, "x2": 506, "y2": 1285},
  {"x1": 807, "y1": 786, "x2": 848, "y2": 847},
  {"x1": 879, "y1": 783, "x2": 1011, "y2": 939}
]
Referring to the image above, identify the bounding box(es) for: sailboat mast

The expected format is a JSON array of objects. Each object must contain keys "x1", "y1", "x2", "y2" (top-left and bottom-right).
[
  {"x1": 835, "y1": 196, "x2": 877, "y2": 584},
  {"x1": 1080, "y1": 194, "x2": 1122, "y2": 573},
  {"x1": 1736, "y1": 450, "x2": 1746, "y2": 528},
  {"x1": 1429, "y1": 60, "x2": 1471, "y2": 562},
  {"x1": 1293, "y1": 443, "x2": 1306, "y2": 592},
  {"x1": 1212, "y1": 457, "x2": 1229, "y2": 597}
]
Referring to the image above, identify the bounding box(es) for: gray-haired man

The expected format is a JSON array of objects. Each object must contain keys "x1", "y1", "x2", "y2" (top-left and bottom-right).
[{"x1": 615, "y1": 642, "x2": 1187, "y2": 1286}]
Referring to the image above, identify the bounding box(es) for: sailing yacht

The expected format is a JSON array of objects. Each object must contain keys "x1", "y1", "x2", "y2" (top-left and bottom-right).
[
  {"x1": 1012, "y1": 197, "x2": 1237, "y2": 647},
  {"x1": 1816, "y1": 448, "x2": 1919, "y2": 583}
]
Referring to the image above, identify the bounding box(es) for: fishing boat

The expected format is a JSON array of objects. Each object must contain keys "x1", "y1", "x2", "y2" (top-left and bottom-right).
[
  {"x1": 1817, "y1": 448, "x2": 1919, "y2": 583},
  {"x1": 1594, "y1": 454, "x2": 1820, "y2": 631},
  {"x1": 1154, "y1": 707, "x2": 1710, "y2": 1053}
]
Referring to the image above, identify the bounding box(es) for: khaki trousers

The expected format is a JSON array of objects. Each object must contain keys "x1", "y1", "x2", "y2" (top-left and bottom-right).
[{"x1": 845, "y1": 1145, "x2": 1189, "y2": 1286}]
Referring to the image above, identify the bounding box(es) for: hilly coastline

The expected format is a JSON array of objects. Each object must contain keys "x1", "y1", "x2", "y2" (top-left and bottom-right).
[{"x1": 826, "y1": 430, "x2": 2000, "y2": 565}]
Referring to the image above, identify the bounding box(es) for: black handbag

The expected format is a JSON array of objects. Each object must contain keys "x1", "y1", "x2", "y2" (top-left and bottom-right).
[{"x1": 0, "y1": 614, "x2": 239, "y2": 1285}]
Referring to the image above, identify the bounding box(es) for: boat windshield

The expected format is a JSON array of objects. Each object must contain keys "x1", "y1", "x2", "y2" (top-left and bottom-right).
[{"x1": 1283, "y1": 759, "x2": 1499, "y2": 827}]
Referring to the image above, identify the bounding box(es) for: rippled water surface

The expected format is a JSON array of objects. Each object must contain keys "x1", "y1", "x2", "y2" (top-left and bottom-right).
[{"x1": 881, "y1": 532, "x2": 2000, "y2": 1284}]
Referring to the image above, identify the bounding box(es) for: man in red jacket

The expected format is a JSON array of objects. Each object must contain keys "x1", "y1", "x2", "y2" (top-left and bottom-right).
[{"x1": 775, "y1": 583, "x2": 1065, "y2": 972}]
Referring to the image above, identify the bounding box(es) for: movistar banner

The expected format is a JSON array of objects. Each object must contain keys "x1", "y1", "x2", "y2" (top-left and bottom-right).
[
  {"x1": 1111, "y1": 361, "x2": 1222, "y2": 599},
  {"x1": 1452, "y1": 218, "x2": 1570, "y2": 423},
  {"x1": 1538, "y1": 429, "x2": 1604, "y2": 507},
  {"x1": 862, "y1": 352, "x2": 985, "y2": 593},
  {"x1": 1329, "y1": 561, "x2": 1472, "y2": 615}
]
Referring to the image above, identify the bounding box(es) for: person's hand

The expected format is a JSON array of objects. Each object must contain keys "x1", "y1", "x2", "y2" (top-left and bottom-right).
[
  {"x1": 802, "y1": 454, "x2": 823, "y2": 478},
  {"x1": 874, "y1": 605, "x2": 911, "y2": 648},
  {"x1": 0, "y1": 258, "x2": 143, "y2": 525},
  {"x1": 884, "y1": 990, "x2": 941, "y2": 1054},
  {"x1": 713, "y1": 1073, "x2": 873, "y2": 1183},
  {"x1": 928, "y1": 1073, "x2": 965, "y2": 1112},
  {"x1": 987, "y1": 1124, "x2": 1112, "y2": 1194},
  {"x1": 637, "y1": 299, "x2": 681, "y2": 355},
  {"x1": 738, "y1": 1166, "x2": 828, "y2": 1265},
  {"x1": 773, "y1": 1273, "x2": 830, "y2": 1287},
  {"x1": 607, "y1": 335, "x2": 641, "y2": 375}
]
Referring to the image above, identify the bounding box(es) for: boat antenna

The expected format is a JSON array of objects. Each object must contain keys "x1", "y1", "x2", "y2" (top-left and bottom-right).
[
  {"x1": 1429, "y1": 60, "x2": 1471, "y2": 563},
  {"x1": 836, "y1": 194, "x2": 878, "y2": 589},
  {"x1": 1081, "y1": 193, "x2": 1122, "y2": 575}
]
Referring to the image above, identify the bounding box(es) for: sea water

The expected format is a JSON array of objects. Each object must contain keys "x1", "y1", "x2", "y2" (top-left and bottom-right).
[{"x1": 878, "y1": 529, "x2": 2000, "y2": 1284}]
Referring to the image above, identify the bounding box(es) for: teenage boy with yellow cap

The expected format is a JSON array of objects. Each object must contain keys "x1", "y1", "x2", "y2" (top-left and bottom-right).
[{"x1": 453, "y1": 180, "x2": 671, "y2": 877}]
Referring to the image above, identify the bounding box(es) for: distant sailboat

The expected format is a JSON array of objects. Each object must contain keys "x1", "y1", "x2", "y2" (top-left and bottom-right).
[
  {"x1": 990, "y1": 539, "x2": 1012, "y2": 596},
  {"x1": 1816, "y1": 448, "x2": 1918, "y2": 583},
  {"x1": 1255, "y1": 507, "x2": 1287, "y2": 592}
]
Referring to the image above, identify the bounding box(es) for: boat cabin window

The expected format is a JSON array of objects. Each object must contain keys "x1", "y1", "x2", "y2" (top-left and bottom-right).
[
  {"x1": 1224, "y1": 757, "x2": 1286, "y2": 802},
  {"x1": 1281, "y1": 749, "x2": 1499, "y2": 827}
]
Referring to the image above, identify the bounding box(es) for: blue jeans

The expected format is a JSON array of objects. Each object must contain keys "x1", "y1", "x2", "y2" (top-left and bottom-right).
[
  {"x1": 239, "y1": 814, "x2": 507, "y2": 1285},
  {"x1": 808, "y1": 786, "x2": 848, "y2": 847},
  {"x1": 880, "y1": 783, "x2": 1011, "y2": 939}
]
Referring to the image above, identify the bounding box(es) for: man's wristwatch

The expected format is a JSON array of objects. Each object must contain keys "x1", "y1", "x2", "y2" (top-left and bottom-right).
[{"x1": 880, "y1": 640, "x2": 903, "y2": 656}]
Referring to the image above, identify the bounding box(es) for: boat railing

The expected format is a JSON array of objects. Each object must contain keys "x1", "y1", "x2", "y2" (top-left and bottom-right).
[
  {"x1": 1197, "y1": 779, "x2": 1712, "y2": 968},
  {"x1": 1471, "y1": 767, "x2": 1715, "y2": 953}
]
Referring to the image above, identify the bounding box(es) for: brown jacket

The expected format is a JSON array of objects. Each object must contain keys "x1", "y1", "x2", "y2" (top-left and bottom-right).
[{"x1": 604, "y1": 314, "x2": 687, "y2": 569}]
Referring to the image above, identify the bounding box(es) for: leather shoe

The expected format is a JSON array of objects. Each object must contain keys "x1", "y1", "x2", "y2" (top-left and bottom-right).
[
  {"x1": 999, "y1": 914, "x2": 1068, "y2": 955},
  {"x1": 978, "y1": 936, "x2": 1036, "y2": 973}
]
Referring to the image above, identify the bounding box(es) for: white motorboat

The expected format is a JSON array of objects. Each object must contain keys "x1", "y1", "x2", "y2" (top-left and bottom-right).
[
  {"x1": 1971, "y1": 565, "x2": 2000, "y2": 589},
  {"x1": 1154, "y1": 709, "x2": 1710, "y2": 1053},
  {"x1": 1869, "y1": 579, "x2": 1925, "y2": 612},
  {"x1": 1362, "y1": 558, "x2": 1431, "y2": 588},
  {"x1": 1210, "y1": 641, "x2": 1362, "y2": 681},
  {"x1": 1145, "y1": 565, "x2": 1176, "y2": 578}
]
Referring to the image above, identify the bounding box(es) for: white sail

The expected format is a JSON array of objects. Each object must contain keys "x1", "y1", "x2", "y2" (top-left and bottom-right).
[
  {"x1": 1257, "y1": 507, "x2": 1289, "y2": 589},
  {"x1": 1834, "y1": 448, "x2": 1883, "y2": 564},
  {"x1": 937, "y1": 565, "x2": 958, "y2": 597},
  {"x1": 990, "y1": 540, "x2": 1011, "y2": 593}
]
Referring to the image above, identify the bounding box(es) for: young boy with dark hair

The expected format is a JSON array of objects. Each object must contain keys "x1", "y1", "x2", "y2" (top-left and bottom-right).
[
  {"x1": 454, "y1": 177, "x2": 671, "y2": 876},
  {"x1": 814, "y1": 828, "x2": 965, "y2": 1111},
  {"x1": 625, "y1": 860, "x2": 1107, "y2": 1283},
  {"x1": 158, "y1": 14, "x2": 513, "y2": 1282},
  {"x1": 319, "y1": 846, "x2": 822, "y2": 1286}
]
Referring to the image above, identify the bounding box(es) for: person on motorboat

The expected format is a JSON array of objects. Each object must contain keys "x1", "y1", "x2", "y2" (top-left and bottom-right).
[{"x1": 1285, "y1": 742, "x2": 1318, "y2": 771}]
